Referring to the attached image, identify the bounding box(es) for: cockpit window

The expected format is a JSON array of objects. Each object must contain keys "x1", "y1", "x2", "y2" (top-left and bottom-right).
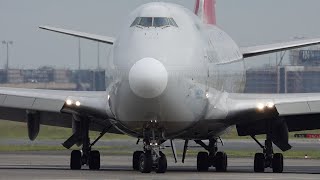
[
  {"x1": 138, "y1": 17, "x2": 153, "y2": 27},
  {"x1": 153, "y1": 17, "x2": 169, "y2": 27},
  {"x1": 130, "y1": 17, "x2": 178, "y2": 28},
  {"x1": 168, "y1": 18, "x2": 178, "y2": 27},
  {"x1": 130, "y1": 17, "x2": 141, "y2": 27}
]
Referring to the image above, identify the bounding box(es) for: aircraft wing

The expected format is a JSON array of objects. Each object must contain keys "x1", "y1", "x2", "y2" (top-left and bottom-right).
[
  {"x1": 206, "y1": 92, "x2": 320, "y2": 151},
  {"x1": 0, "y1": 87, "x2": 118, "y2": 134},
  {"x1": 240, "y1": 38, "x2": 320, "y2": 58},
  {"x1": 39, "y1": 26, "x2": 115, "y2": 45}
]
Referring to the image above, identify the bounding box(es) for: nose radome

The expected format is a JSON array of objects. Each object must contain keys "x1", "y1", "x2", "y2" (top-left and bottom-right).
[{"x1": 129, "y1": 58, "x2": 168, "y2": 99}]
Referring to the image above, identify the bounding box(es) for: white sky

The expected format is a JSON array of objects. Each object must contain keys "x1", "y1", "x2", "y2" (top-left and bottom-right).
[{"x1": 1, "y1": 0, "x2": 320, "y2": 69}]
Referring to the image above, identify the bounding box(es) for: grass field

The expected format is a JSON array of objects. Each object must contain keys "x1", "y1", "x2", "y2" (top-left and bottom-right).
[
  {"x1": 0, "y1": 120, "x2": 131, "y2": 140},
  {"x1": 1, "y1": 120, "x2": 320, "y2": 140},
  {"x1": 1, "y1": 120, "x2": 320, "y2": 158}
]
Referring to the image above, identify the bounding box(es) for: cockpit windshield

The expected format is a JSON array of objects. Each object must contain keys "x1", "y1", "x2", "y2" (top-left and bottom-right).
[
  {"x1": 138, "y1": 17, "x2": 152, "y2": 27},
  {"x1": 153, "y1": 17, "x2": 169, "y2": 27},
  {"x1": 130, "y1": 17, "x2": 178, "y2": 28}
]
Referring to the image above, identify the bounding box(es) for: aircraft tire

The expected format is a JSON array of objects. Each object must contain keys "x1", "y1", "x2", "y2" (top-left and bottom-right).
[
  {"x1": 89, "y1": 150, "x2": 101, "y2": 170},
  {"x1": 139, "y1": 152, "x2": 153, "y2": 173},
  {"x1": 254, "y1": 153, "x2": 265, "y2": 173},
  {"x1": 156, "y1": 152, "x2": 167, "y2": 173},
  {"x1": 133, "y1": 151, "x2": 143, "y2": 171},
  {"x1": 272, "y1": 153, "x2": 283, "y2": 173},
  {"x1": 70, "y1": 150, "x2": 82, "y2": 170},
  {"x1": 215, "y1": 151, "x2": 228, "y2": 172},
  {"x1": 197, "y1": 152, "x2": 209, "y2": 172}
]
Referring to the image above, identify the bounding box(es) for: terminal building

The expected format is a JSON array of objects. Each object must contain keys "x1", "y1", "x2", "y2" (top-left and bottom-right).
[{"x1": 245, "y1": 48, "x2": 320, "y2": 93}]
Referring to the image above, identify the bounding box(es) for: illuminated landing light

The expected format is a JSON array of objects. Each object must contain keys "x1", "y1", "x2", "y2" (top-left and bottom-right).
[
  {"x1": 75, "y1": 101, "x2": 81, "y2": 107},
  {"x1": 267, "y1": 102, "x2": 275, "y2": 109},
  {"x1": 256, "y1": 103, "x2": 265, "y2": 111},
  {"x1": 66, "y1": 99, "x2": 73, "y2": 106},
  {"x1": 206, "y1": 93, "x2": 210, "y2": 99},
  {"x1": 107, "y1": 95, "x2": 110, "y2": 100}
]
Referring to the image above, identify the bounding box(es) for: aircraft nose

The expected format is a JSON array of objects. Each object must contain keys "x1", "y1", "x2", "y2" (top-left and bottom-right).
[{"x1": 129, "y1": 57, "x2": 168, "y2": 99}]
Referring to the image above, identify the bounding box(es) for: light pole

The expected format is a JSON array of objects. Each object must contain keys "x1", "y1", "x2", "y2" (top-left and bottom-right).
[
  {"x1": 97, "y1": 42, "x2": 100, "y2": 70},
  {"x1": 2, "y1": 40, "x2": 13, "y2": 71},
  {"x1": 78, "y1": 38, "x2": 81, "y2": 70}
]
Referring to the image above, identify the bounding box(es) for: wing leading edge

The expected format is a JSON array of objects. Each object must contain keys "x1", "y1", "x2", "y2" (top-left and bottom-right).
[
  {"x1": 240, "y1": 37, "x2": 320, "y2": 58},
  {"x1": 0, "y1": 87, "x2": 117, "y2": 134},
  {"x1": 39, "y1": 26, "x2": 115, "y2": 45}
]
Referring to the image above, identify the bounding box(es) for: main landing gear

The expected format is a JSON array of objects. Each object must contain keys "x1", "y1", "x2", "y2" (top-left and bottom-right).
[
  {"x1": 68, "y1": 117, "x2": 109, "y2": 170},
  {"x1": 251, "y1": 121, "x2": 284, "y2": 173},
  {"x1": 195, "y1": 138, "x2": 228, "y2": 172}
]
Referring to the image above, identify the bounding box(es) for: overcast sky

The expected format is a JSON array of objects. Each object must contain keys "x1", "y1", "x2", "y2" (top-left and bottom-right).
[{"x1": 1, "y1": 0, "x2": 320, "y2": 69}]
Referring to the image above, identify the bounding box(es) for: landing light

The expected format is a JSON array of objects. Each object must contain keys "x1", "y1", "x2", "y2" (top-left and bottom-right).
[
  {"x1": 75, "y1": 101, "x2": 81, "y2": 107},
  {"x1": 267, "y1": 102, "x2": 275, "y2": 109},
  {"x1": 66, "y1": 99, "x2": 73, "y2": 106},
  {"x1": 256, "y1": 103, "x2": 265, "y2": 111}
]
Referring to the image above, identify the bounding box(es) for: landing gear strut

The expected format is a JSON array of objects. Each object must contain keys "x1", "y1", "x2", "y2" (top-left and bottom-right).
[
  {"x1": 70, "y1": 117, "x2": 106, "y2": 170},
  {"x1": 252, "y1": 120, "x2": 284, "y2": 173},
  {"x1": 195, "y1": 138, "x2": 228, "y2": 172}
]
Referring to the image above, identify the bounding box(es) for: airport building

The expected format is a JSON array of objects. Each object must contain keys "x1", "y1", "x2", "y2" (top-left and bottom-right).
[
  {"x1": 245, "y1": 48, "x2": 320, "y2": 93},
  {"x1": 0, "y1": 68, "x2": 106, "y2": 91}
]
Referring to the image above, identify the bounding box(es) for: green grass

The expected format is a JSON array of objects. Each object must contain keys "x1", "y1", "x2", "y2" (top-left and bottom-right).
[
  {"x1": 0, "y1": 120, "x2": 132, "y2": 140},
  {"x1": 221, "y1": 126, "x2": 320, "y2": 140},
  {"x1": 2, "y1": 120, "x2": 320, "y2": 140}
]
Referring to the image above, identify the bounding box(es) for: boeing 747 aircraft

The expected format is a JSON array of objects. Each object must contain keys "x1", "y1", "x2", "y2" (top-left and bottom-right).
[{"x1": 2, "y1": 0, "x2": 320, "y2": 174}]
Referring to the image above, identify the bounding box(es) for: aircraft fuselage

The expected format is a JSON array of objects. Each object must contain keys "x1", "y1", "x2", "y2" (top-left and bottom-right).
[{"x1": 107, "y1": 2, "x2": 245, "y2": 139}]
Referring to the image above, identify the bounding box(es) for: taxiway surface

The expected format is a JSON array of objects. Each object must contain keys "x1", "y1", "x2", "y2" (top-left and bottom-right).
[{"x1": 0, "y1": 153, "x2": 320, "y2": 180}]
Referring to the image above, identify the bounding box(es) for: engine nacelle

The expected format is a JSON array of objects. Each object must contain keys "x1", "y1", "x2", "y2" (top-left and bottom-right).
[{"x1": 26, "y1": 111, "x2": 40, "y2": 141}]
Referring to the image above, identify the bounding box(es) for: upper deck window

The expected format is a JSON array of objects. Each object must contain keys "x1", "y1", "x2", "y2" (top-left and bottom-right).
[{"x1": 130, "y1": 17, "x2": 178, "y2": 28}]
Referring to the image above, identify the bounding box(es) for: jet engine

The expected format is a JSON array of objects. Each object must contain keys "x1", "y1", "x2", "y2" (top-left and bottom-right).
[{"x1": 26, "y1": 111, "x2": 40, "y2": 141}]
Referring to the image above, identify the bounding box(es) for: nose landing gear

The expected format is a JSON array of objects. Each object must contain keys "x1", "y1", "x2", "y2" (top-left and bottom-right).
[
  {"x1": 133, "y1": 140, "x2": 168, "y2": 173},
  {"x1": 133, "y1": 125, "x2": 168, "y2": 173}
]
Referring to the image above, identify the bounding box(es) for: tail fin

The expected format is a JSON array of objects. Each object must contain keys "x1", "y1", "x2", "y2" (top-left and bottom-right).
[{"x1": 194, "y1": 0, "x2": 216, "y2": 25}]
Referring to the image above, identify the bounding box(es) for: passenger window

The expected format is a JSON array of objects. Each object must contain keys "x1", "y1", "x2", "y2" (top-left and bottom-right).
[
  {"x1": 138, "y1": 17, "x2": 153, "y2": 27},
  {"x1": 153, "y1": 17, "x2": 169, "y2": 27}
]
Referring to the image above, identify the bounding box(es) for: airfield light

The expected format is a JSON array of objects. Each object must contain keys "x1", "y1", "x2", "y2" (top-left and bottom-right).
[
  {"x1": 66, "y1": 99, "x2": 73, "y2": 106},
  {"x1": 75, "y1": 101, "x2": 81, "y2": 107}
]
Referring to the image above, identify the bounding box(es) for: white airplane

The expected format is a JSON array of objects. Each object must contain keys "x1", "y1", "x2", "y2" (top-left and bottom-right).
[{"x1": 2, "y1": 0, "x2": 320, "y2": 174}]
